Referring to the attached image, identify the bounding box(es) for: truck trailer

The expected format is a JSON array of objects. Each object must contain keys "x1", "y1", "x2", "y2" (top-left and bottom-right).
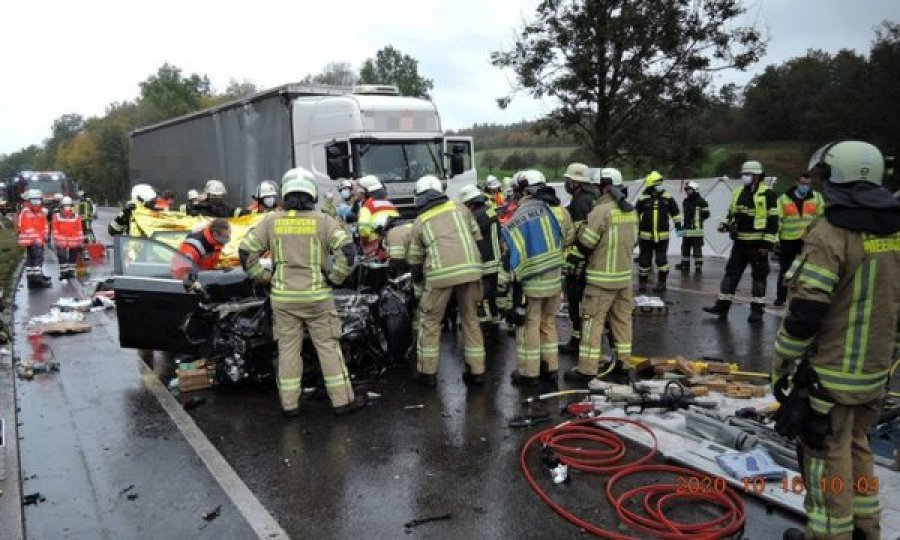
[{"x1": 129, "y1": 84, "x2": 476, "y2": 214}]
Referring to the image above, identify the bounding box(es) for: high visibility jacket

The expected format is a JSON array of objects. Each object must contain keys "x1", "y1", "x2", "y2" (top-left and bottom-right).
[
  {"x1": 550, "y1": 204, "x2": 575, "y2": 250},
  {"x1": 17, "y1": 206, "x2": 48, "y2": 247},
  {"x1": 778, "y1": 188, "x2": 824, "y2": 241},
  {"x1": 153, "y1": 197, "x2": 171, "y2": 211},
  {"x1": 241, "y1": 209, "x2": 354, "y2": 303},
  {"x1": 245, "y1": 200, "x2": 278, "y2": 214},
  {"x1": 500, "y1": 196, "x2": 564, "y2": 297},
  {"x1": 470, "y1": 204, "x2": 501, "y2": 276},
  {"x1": 384, "y1": 222, "x2": 414, "y2": 261},
  {"x1": 77, "y1": 198, "x2": 95, "y2": 221},
  {"x1": 775, "y1": 219, "x2": 900, "y2": 407},
  {"x1": 498, "y1": 200, "x2": 518, "y2": 226},
  {"x1": 51, "y1": 211, "x2": 84, "y2": 248},
  {"x1": 635, "y1": 191, "x2": 681, "y2": 242},
  {"x1": 486, "y1": 191, "x2": 505, "y2": 209},
  {"x1": 727, "y1": 184, "x2": 779, "y2": 246},
  {"x1": 681, "y1": 193, "x2": 710, "y2": 238},
  {"x1": 566, "y1": 190, "x2": 596, "y2": 260},
  {"x1": 358, "y1": 197, "x2": 399, "y2": 240},
  {"x1": 172, "y1": 227, "x2": 225, "y2": 280},
  {"x1": 407, "y1": 199, "x2": 482, "y2": 289},
  {"x1": 579, "y1": 194, "x2": 638, "y2": 291}
]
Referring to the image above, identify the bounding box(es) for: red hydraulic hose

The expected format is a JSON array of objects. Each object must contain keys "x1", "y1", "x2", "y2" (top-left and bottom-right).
[{"x1": 519, "y1": 418, "x2": 746, "y2": 539}]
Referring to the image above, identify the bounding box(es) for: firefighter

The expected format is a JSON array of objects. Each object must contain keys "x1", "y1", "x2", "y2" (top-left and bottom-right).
[
  {"x1": 171, "y1": 219, "x2": 231, "y2": 280},
  {"x1": 240, "y1": 167, "x2": 362, "y2": 417},
  {"x1": 559, "y1": 162, "x2": 596, "y2": 354},
  {"x1": 458, "y1": 184, "x2": 501, "y2": 326},
  {"x1": 51, "y1": 197, "x2": 84, "y2": 280},
  {"x1": 775, "y1": 141, "x2": 899, "y2": 540},
  {"x1": 407, "y1": 175, "x2": 485, "y2": 387},
  {"x1": 194, "y1": 179, "x2": 237, "y2": 218},
  {"x1": 108, "y1": 183, "x2": 157, "y2": 236},
  {"x1": 384, "y1": 217, "x2": 414, "y2": 277},
  {"x1": 703, "y1": 161, "x2": 779, "y2": 323},
  {"x1": 677, "y1": 180, "x2": 710, "y2": 274},
  {"x1": 357, "y1": 175, "x2": 399, "y2": 259},
  {"x1": 17, "y1": 189, "x2": 51, "y2": 288},
  {"x1": 179, "y1": 189, "x2": 200, "y2": 215},
  {"x1": 498, "y1": 177, "x2": 518, "y2": 225},
  {"x1": 565, "y1": 167, "x2": 638, "y2": 383},
  {"x1": 247, "y1": 180, "x2": 279, "y2": 214},
  {"x1": 153, "y1": 191, "x2": 172, "y2": 211},
  {"x1": 775, "y1": 173, "x2": 824, "y2": 306},
  {"x1": 502, "y1": 170, "x2": 565, "y2": 387},
  {"x1": 76, "y1": 190, "x2": 96, "y2": 244},
  {"x1": 635, "y1": 171, "x2": 681, "y2": 292},
  {"x1": 483, "y1": 175, "x2": 504, "y2": 210}
]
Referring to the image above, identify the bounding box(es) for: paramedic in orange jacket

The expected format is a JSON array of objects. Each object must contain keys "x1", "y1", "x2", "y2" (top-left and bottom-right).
[
  {"x1": 51, "y1": 196, "x2": 84, "y2": 280},
  {"x1": 17, "y1": 188, "x2": 51, "y2": 288},
  {"x1": 171, "y1": 219, "x2": 231, "y2": 280}
]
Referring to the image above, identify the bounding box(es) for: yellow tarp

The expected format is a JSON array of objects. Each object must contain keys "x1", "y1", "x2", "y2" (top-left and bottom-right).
[{"x1": 129, "y1": 206, "x2": 266, "y2": 268}]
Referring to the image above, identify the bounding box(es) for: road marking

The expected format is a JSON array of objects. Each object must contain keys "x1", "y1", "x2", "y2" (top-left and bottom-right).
[{"x1": 139, "y1": 363, "x2": 290, "y2": 539}]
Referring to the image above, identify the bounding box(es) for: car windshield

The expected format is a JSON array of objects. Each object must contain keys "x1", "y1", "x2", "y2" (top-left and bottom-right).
[
  {"x1": 353, "y1": 141, "x2": 443, "y2": 183},
  {"x1": 114, "y1": 235, "x2": 196, "y2": 279}
]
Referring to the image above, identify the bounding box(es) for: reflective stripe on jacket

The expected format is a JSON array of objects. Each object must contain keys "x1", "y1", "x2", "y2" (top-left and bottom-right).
[
  {"x1": 681, "y1": 194, "x2": 710, "y2": 238},
  {"x1": 580, "y1": 194, "x2": 638, "y2": 291},
  {"x1": 17, "y1": 207, "x2": 48, "y2": 247},
  {"x1": 501, "y1": 196, "x2": 564, "y2": 297},
  {"x1": 51, "y1": 212, "x2": 84, "y2": 248},
  {"x1": 778, "y1": 189, "x2": 824, "y2": 241},
  {"x1": 728, "y1": 184, "x2": 779, "y2": 245},
  {"x1": 407, "y1": 200, "x2": 482, "y2": 289},
  {"x1": 384, "y1": 222, "x2": 413, "y2": 261},
  {"x1": 471, "y1": 205, "x2": 501, "y2": 275},
  {"x1": 636, "y1": 191, "x2": 681, "y2": 242}
]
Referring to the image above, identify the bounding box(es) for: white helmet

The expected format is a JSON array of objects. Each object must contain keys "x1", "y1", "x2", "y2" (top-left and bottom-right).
[
  {"x1": 187, "y1": 189, "x2": 199, "y2": 200},
  {"x1": 281, "y1": 167, "x2": 318, "y2": 200},
  {"x1": 257, "y1": 180, "x2": 278, "y2": 198},
  {"x1": 741, "y1": 160, "x2": 764, "y2": 175},
  {"x1": 77, "y1": 190, "x2": 85, "y2": 198},
  {"x1": 458, "y1": 184, "x2": 483, "y2": 204},
  {"x1": 516, "y1": 169, "x2": 546, "y2": 189},
  {"x1": 54, "y1": 193, "x2": 63, "y2": 202},
  {"x1": 61, "y1": 196, "x2": 73, "y2": 206},
  {"x1": 485, "y1": 176, "x2": 501, "y2": 190},
  {"x1": 25, "y1": 188, "x2": 42, "y2": 201},
  {"x1": 685, "y1": 180, "x2": 699, "y2": 191},
  {"x1": 131, "y1": 183, "x2": 156, "y2": 203},
  {"x1": 204, "y1": 179, "x2": 227, "y2": 197},
  {"x1": 358, "y1": 175, "x2": 384, "y2": 193},
  {"x1": 564, "y1": 162, "x2": 589, "y2": 183},
  {"x1": 338, "y1": 179, "x2": 353, "y2": 190},
  {"x1": 415, "y1": 175, "x2": 443, "y2": 195},
  {"x1": 594, "y1": 167, "x2": 624, "y2": 187}
]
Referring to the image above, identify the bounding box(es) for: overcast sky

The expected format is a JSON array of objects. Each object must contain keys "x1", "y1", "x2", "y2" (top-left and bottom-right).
[{"x1": 0, "y1": 0, "x2": 896, "y2": 155}]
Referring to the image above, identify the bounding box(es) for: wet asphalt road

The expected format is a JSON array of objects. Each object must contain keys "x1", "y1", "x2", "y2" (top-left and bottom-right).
[{"x1": 11, "y1": 211, "x2": 802, "y2": 539}]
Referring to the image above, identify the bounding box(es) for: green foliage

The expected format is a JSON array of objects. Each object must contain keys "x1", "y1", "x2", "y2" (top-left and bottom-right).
[
  {"x1": 359, "y1": 46, "x2": 433, "y2": 97},
  {"x1": 491, "y1": 0, "x2": 765, "y2": 166},
  {"x1": 138, "y1": 63, "x2": 213, "y2": 124},
  {"x1": 0, "y1": 145, "x2": 45, "y2": 179},
  {"x1": 0, "y1": 217, "x2": 23, "y2": 300},
  {"x1": 302, "y1": 62, "x2": 358, "y2": 87}
]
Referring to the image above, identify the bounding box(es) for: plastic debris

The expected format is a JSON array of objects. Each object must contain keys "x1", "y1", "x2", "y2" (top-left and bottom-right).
[
  {"x1": 550, "y1": 464, "x2": 569, "y2": 484},
  {"x1": 202, "y1": 505, "x2": 222, "y2": 522},
  {"x1": 53, "y1": 297, "x2": 93, "y2": 312},
  {"x1": 27, "y1": 309, "x2": 90, "y2": 335}
]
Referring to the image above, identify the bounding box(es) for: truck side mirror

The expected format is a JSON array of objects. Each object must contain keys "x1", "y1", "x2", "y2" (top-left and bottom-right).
[{"x1": 326, "y1": 141, "x2": 351, "y2": 180}]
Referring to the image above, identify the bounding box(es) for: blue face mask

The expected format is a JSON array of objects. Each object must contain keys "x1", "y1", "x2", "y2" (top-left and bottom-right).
[{"x1": 796, "y1": 185, "x2": 811, "y2": 196}]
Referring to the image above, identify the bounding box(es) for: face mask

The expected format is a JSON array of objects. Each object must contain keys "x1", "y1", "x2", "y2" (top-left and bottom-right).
[
  {"x1": 62, "y1": 206, "x2": 74, "y2": 214},
  {"x1": 29, "y1": 200, "x2": 41, "y2": 207},
  {"x1": 741, "y1": 174, "x2": 754, "y2": 186},
  {"x1": 340, "y1": 188, "x2": 351, "y2": 200},
  {"x1": 796, "y1": 185, "x2": 811, "y2": 196},
  {"x1": 263, "y1": 196, "x2": 276, "y2": 208},
  {"x1": 564, "y1": 180, "x2": 575, "y2": 194}
]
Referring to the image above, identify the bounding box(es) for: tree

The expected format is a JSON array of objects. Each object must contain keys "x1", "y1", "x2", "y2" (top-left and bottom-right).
[
  {"x1": 0, "y1": 145, "x2": 45, "y2": 179},
  {"x1": 359, "y1": 46, "x2": 434, "y2": 97},
  {"x1": 224, "y1": 79, "x2": 259, "y2": 98},
  {"x1": 138, "y1": 63, "x2": 213, "y2": 124},
  {"x1": 481, "y1": 151, "x2": 500, "y2": 172},
  {"x1": 544, "y1": 151, "x2": 565, "y2": 178},
  {"x1": 302, "y1": 62, "x2": 358, "y2": 87},
  {"x1": 45, "y1": 113, "x2": 85, "y2": 168},
  {"x1": 501, "y1": 152, "x2": 526, "y2": 171},
  {"x1": 491, "y1": 0, "x2": 765, "y2": 165}
]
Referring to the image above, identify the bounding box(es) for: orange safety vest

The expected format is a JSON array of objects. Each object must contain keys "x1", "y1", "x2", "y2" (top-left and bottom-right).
[
  {"x1": 498, "y1": 200, "x2": 518, "y2": 225},
  {"x1": 51, "y1": 211, "x2": 84, "y2": 248},
  {"x1": 172, "y1": 227, "x2": 224, "y2": 279},
  {"x1": 17, "y1": 206, "x2": 48, "y2": 247}
]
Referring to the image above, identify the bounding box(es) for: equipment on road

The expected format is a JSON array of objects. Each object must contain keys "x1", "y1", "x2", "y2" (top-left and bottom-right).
[
  {"x1": 685, "y1": 408, "x2": 799, "y2": 470},
  {"x1": 623, "y1": 380, "x2": 717, "y2": 414}
]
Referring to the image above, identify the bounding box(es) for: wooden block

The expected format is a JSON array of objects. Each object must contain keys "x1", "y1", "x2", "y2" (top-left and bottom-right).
[
  {"x1": 706, "y1": 363, "x2": 732, "y2": 375},
  {"x1": 726, "y1": 383, "x2": 766, "y2": 399},
  {"x1": 35, "y1": 321, "x2": 92, "y2": 335},
  {"x1": 178, "y1": 368, "x2": 211, "y2": 393},
  {"x1": 675, "y1": 359, "x2": 698, "y2": 377},
  {"x1": 689, "y1": 386, "x2": 709, "y2": 397},
  {"x1": 705, "y1": 378, "x2": 729, "y2": 393}
]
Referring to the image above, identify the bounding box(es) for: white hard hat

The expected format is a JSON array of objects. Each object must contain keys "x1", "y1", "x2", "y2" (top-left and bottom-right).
[
  {"x1": 204, "y1": 179, "x2": 227, "y2": 197},
  {"x1": 257, "y1": 180, "x2": 278, "y2": 198},
  {"x1": 77, "y1": 190, "x2": 85, "y2": 197},
  {"x1": 809, "y1": 140, "x2": 885, "y2": 186},
  {"x1": 281, "y1": 167, "x2": 318, "y2": 200},
  {"x1": 61, "y1": 196, "x2": 73, "y2": 206},
  {"x1": 415, "y1": 175, "x2": 443, "y2": 195},
  {"x1": 485, "y1": 176, "x2": 501, "y2": 190},
  {"x1": 358, "y1": 175, "x2": 384, "y2": 193},
  {"x1": 458, "y1": 184, "x2": 483, "y2": 204},
  {"x1": 54, "y1": 193, "x2": 63, "y2": 201},
  {"x1": 741, "y1": 160, "x2": 764, "y2": 175},
  {"x1": 25, "y1": 188, "x2": 42, "y2": 200},
  {"x1": 686, "y1": 180, "x2": 699, "y2": 191},
  {"x1": 517, "y1": 169, "x2": 546, "y2": 188},
  {"x1": 594, "y1": 167, "x2": 623, "y2": 187},
  {"x1": 564, "y1": 162, "x2": 589, "y2": 182},
  {"x1": 131, "y1": 183, "x2": 157, "y2": 203},
  {"x1": 338, "y1": 179, "x2": 353, "y2": 190},
  {"x1": 187, "y1": 189, "x2": 199, "y2": 200}
]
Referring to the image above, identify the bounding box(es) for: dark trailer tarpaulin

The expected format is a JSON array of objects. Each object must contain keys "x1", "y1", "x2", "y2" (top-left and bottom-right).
[{"x1": 128, "y1": 84, "x2": 346, "y2": 206}]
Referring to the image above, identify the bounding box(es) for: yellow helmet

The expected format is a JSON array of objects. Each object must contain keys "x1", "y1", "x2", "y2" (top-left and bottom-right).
[{"x1": 645, "y1": 171, "x2": 663, "y2": 188}]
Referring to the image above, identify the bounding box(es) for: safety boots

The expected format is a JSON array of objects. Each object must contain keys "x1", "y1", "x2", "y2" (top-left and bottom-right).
[
  {"x1": 510, "y1": 370, "x2": 539, "y2": 387},
  {"x1": 637, "y1": 276, "x2": 648, "y2": 293},
  {"x1": 652, "y1": 271, "x2": 668, "y2": 292},
  {"x1": 694, "y1": 263, "x2": 702, "y2": 274},
  {"x1": 677, "y1": 261, "x2": 690, "y2": 273},
  {"x1": 702, "y1": 299, "x2": 731, "y2": 318},
  {"x1": 748, "y1": 303, "x2": 765, "y2": 324}
]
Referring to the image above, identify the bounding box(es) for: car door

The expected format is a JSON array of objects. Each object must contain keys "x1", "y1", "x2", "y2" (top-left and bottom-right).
[{"x1": 110, "y1": 235, "x2": 201, "y2": 354}]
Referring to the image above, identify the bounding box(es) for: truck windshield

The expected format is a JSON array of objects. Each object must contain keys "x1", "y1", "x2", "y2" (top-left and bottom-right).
[
  {"x1": 354, "y1": 141, "x2": 443, "y2": 183},
  {"x1": 29, "y1": 177, "x2": 64, "y2": 196}
]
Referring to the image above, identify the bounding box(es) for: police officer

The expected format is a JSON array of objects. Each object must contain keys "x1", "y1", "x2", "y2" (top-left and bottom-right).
[
  {"x1": 775, "y1": 173, "x2": 824, "y2": 306},
  {"x1": 240, "y1": 167, "x2": 362, "y2": 417},
  {"x1": 635, "y1": 171, "x2": 681, "y2": 292},
  {"x1": 458, "y1": 184, "x2": 501, "y2": 326},
  {"x1": 703, "y1": 161, "x2": 779, "y2": 323},
  {"x1": 502, "y1": 170, "x2": 565, "y2": 387},
  {"x1": 407, "y1": 175, "x2": 485, "y2": 387},
  {"x1": 677, "y1": 180, "x2": 710, "y2": 274},
  {"x1": 775, "y1": 141, "x2": 899, "y2": 540},
  {"x1": 560, "y1": 162, "x2": 596, "y2": 354},
  {"x1": 565, "y1": 167, "x2": 638, "y2": 383},
  {"x1": 108, "y1": 184, "x2": 157, "y2": 236}
]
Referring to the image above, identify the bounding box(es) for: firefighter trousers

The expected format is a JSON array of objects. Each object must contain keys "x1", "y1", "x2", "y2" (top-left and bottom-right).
[
  {"x1": 56, "y1": 247, "x2": 78, "y2": 275},
  {"x1": 24, "y1": 244, "x2": 44, "y2": 278},
  {"x1": 272, "y1": 299, "x2": 354, "y2": 412},
  {"x1": 718, "y1": 241, "x2": 769, "y2": 306},
  {"x1": 680, "y1": 236, "x2": 704, "y2": 266},
  {"x1": 576, "y1": 288, "x2": 633, "y2": 375},
  {"x1": 516, "y1": 293, "x2": 560, "y2": 377},
  {"x1": 800, "y1": 400, "x2": 881, "y2": 540},
  {"x1": 638, "y1": 239, "x2": 669, "y2": 278},
  {"x1": 416, "y1": 281, "x2": 484, "y2": 376},
  {"x1": 777, "y1": 239, "x2": 803, "y2": 303},
  {"x1": 82, "y1": 219, "x2": 96, "y2": 243},
  {"x1": 480, "y1": 273, "x2": 500, "y2": 324},
  {"x1": 564, "y1": 272, "x2": 585, "y2": 340}
]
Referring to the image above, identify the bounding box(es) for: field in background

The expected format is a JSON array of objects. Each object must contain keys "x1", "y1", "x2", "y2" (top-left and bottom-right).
[{"x1": 0, "y1": 217, "x2": 23, "y2": 304}]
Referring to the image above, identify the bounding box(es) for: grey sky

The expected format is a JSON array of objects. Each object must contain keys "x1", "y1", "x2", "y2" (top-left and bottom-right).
[{"x1": 0, "y1": 0, "x2": 896, "y2": 155}]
